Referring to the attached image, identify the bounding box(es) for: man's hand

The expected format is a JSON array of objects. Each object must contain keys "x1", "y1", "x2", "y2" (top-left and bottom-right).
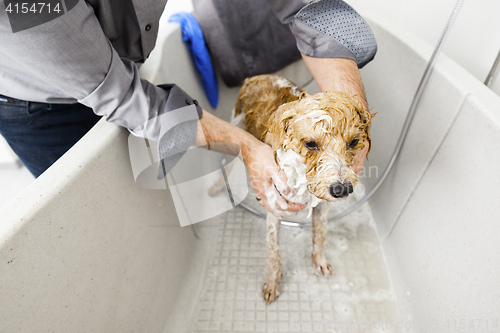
[
  {"x1": 243, "y1": 140, "x2": 304, "y2": 218},
  {"x1": 198, "y1": 110, "x2": 304, "y2": 217}
]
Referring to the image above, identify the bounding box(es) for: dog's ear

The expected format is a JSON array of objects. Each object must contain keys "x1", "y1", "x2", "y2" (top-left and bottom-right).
[{"x1": 266, "y1": 102, "x2": 296, "y2": 151}]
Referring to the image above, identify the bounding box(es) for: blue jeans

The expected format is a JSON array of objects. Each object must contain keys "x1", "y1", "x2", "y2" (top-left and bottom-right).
[{"x1": 0, "y1": 95, "x2": 101, "y2": 177}]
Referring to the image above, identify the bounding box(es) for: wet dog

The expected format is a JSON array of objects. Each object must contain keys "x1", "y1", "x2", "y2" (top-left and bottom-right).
[{"x1": 221, "y1": 74, "x2": 372, "y2": 303}]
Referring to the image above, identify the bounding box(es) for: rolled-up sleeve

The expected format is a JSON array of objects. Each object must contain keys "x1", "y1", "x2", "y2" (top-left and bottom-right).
[
  {"x1": 266, "y1": 0, "x2": 377, "y2": 68},
  {"x1": 0, "y1": 0, "x2": 201, "y2": 149}
]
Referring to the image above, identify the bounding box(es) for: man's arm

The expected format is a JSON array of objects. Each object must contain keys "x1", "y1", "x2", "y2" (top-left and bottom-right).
[
  {"x1": 301, "y1": 56, "x2": 367, "y2": 107},
  {"x1": 197, "y1": 110, "x2": 304, "y2": 217},
  {"x1": 0, "y1": 2, "x2": 302, "y2": 216},
  {"x1": 301, "y1": 55, "x2": 370, "y2": 174},
  {"x1": 0, "y1": 1, "x2": 199, "y2": 152}
]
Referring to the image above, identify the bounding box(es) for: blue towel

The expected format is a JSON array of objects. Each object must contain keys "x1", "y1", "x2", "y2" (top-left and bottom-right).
[{"x1": 169, "y1": 12, "x2": 219, "y2": 109}]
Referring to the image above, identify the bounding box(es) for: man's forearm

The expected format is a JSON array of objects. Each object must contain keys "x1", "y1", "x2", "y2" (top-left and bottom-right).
[
  {"x1": 301, "y1": 54, "x2": 368, "y2": 108},
  {"x1": 196, "y1": 109, "x2": 260, "y2": 159},
  {"x1": 197, "y1": 109, "x2": 304, "y2": 214}
]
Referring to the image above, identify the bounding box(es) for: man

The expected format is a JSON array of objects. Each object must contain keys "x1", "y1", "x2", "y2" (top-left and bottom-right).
[{"x1": 0, "y1": 0, "x2": 376, "y2": 216}]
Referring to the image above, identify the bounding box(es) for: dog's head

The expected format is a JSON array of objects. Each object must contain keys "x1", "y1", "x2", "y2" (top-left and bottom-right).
[{"x1": 268, "y1": 91, "x2": 373, "y2": 202}]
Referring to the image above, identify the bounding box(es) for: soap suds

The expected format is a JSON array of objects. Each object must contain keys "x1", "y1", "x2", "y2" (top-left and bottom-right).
[{"x1": 276, "y1": 148, "x2": 322, "y2": 217}]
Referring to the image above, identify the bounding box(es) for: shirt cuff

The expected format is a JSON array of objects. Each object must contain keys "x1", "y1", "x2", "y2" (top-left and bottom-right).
[{"x1": 289, "y1": 0, "x2": 377, "y2": 68}]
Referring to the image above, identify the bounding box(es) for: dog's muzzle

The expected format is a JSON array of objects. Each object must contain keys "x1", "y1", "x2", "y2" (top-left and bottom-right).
[{"x1": 329, "y1": 182, "x2": 354, "y2": 198}]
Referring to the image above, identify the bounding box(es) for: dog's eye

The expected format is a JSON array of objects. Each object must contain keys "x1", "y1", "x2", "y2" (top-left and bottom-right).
[
  {"x1": 348, "y1": 138, "x2": 359, "y2": 149},
  {"x1": 304, "y1": 141, "x2": 318, "y2": 150}
]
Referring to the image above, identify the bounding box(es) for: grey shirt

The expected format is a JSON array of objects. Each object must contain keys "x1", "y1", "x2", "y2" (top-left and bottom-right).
[
  {"x1": 0, "y1": 0, "x2": 203, "y2": 143},
  {"x1": 0, "y1": 0, "x2": 376, "y2": 162}
]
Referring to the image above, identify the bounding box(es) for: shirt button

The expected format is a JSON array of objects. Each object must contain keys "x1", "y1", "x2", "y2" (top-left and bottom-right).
[{"x1": 145, "y1": 24, "x2": 152, "y2": 31}]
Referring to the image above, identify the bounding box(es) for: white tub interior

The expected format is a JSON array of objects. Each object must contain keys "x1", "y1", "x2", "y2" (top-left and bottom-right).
[{"x1": 1, "y1": 9, "x2": 500, "y2": 333}]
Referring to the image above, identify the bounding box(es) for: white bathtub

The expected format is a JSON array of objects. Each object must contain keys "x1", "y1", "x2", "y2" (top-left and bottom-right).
[{"x1": 1, "y1": 11, "x2": 499, "y2": 333}]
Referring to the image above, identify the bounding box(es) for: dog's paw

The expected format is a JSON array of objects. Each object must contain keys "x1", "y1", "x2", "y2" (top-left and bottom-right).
[
  {"x1": 313, "y1": 257, "x2": 333, "y2": 276},
  {"x1": 316, "y1": 262, "x2": 333, "y2": 276},
  {"x1": 262, "y1": 282, "x2": 280, "y2": 304}
]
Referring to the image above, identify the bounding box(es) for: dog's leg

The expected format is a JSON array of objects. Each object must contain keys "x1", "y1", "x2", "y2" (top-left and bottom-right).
[
  {"x1": 312, "y1": 201, "x2": 333, "y2": 276},
  {"x1": 262, "y1": 212, "x2": 282, "y2": 303}
]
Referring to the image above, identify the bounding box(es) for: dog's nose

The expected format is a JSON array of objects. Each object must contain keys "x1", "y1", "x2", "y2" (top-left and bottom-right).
[{"x1": 329, "y1": 182, "x2": 353, "y2": 198}]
